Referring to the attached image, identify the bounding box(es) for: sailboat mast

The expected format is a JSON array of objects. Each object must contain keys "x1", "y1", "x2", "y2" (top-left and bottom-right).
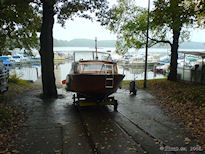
[{"x1": 95, "y1": 37, "x2": 98, "y2": 60}]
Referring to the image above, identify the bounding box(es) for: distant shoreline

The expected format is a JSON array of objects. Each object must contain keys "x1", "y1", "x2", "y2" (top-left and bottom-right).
[{"x1": 54, "y1": 38, "x2": 205, "y2": 50}]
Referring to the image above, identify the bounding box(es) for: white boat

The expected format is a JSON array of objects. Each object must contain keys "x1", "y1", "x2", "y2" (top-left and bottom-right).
[
  {"x1": 12, "y1": 55, "x2": 22, "y2": 64},
  {"x1": 31, "y1": 55, "x2": 41, "y2": 63},
  {"x1": 126, "y1": 54, "x2": 160, "y2": 67},
  {"x1": 12, "y1": 54, "x2": 31, "y2": 64}
]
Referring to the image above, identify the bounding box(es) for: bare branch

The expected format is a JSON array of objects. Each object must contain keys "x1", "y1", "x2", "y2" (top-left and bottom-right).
[
  {"x1": 148, "y1": 42, "x2": 158, "y2": 48},
  {"x1": 148, "y1": 37, "x2": 172, "y2": 46}
]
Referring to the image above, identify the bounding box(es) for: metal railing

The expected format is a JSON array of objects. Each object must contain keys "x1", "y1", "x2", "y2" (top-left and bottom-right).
[{"x1": 0, "y1": 70, "x2": 8, "y2": 79}]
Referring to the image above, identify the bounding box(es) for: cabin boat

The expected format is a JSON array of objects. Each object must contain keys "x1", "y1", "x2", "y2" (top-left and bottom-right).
[
  {"x1": 64, "y1": 51, "x2": 125, "y2": 100},
  {"x1": 31, "y1": 55, "x2": 41, "y2": 63},
  {"x1": 54, "y1": 52, "x2": 65, "y2": 63},
  {"x1": 0, "y1": 56, "x2": 13, "y2": 67}
]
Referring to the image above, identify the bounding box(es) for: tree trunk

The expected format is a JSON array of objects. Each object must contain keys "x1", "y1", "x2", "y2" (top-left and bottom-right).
[
  {"x1": 168, "y1": 29, "x2": 180, "y2": 81},
  {"x1": 39, "y1": 1, "x2": 57, "y2": 98}
]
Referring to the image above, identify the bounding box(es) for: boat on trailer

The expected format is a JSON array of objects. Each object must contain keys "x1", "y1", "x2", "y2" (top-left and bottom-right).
[{"x1": 63, "y1": 47, "x2": 124, "y2": 110}]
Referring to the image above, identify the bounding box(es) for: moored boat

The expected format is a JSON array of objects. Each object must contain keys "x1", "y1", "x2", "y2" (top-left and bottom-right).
[
  {"x1": 54, "y1": 52, "x2": 65, "y2": 62},
  {"x1": 0, "y1": 56, "x2": 14, "y2": 67}
]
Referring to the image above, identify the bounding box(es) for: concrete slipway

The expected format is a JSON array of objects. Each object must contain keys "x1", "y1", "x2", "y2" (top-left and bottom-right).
[{"x1": 8, "y1": 85, "x2": 202, "y2": 154}]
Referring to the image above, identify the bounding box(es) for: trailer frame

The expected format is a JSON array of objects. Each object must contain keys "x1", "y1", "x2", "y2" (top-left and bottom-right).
[{"x1": 72, "y1": 94, "x2": 118, "y2": 111}]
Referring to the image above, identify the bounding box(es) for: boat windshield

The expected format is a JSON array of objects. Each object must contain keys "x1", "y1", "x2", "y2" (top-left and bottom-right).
[
  {"x1": 80, "y1": 62, "x2": 116, "y2": 74},
  {"x1": 74, "y1": 51, "x2": 112, "y2": 61}
]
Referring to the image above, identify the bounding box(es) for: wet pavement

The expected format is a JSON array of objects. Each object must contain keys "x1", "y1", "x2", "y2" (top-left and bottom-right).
[{"x1": 9, "y1": 86, "x2": 202, "y2": 154}]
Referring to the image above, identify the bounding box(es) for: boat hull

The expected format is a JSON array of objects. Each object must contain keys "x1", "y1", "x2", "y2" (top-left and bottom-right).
[{"x1": 66, "y1": 74, "x2": 124, "y2": 99}]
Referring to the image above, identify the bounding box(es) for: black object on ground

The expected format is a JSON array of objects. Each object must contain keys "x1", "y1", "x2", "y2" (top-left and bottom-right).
[{"x1": 129, "y1": 81, "x2": 137, "y2": 95}]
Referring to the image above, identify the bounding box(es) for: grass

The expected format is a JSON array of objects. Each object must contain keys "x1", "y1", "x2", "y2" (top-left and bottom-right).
[
  {"x1": 0, "y1": 74, "x2": 32, "y2": 103},
  {"x1": 121, "y1": 79, "x2": 166, "y2": 90},
  {"x1": 0, "y1": 74, "x2": 31, "y2": 122},
  {"x1": 122, "y1": 79, "x2": 205, "y2": 107},
  {"x1": 0, "y1": 75, "x2": 32, "y2": 150}
]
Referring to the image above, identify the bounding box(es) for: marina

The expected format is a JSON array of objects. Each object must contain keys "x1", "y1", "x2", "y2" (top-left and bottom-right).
[
  {"x1": 5, "y1": 59, "x2": 166, "y2": 84},
  {"x1": 1, "y1": 47, "x2": 205, "y2": 84}
]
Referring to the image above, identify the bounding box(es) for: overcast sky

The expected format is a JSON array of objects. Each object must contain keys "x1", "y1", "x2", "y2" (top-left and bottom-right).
[{"x1": 53, "y1": 0, "x2": 205, "y2": 42}]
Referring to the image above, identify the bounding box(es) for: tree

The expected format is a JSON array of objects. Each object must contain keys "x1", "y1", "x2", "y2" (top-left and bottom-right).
[
  {"x1": 39, "y1": 0, "x2": 57, "y2": 98},
  {"x1": 39, "y1": 0, "x2": 109, "y2": 98},
  {"x1": 152, "y1": 0, "x2": 196, "y2": 81},
  {"x1": 1, "y1": 0, "x2": 109, "y2": 98},
  {"x1": 107, "y1": 0, "x2": 201, "y2": 81},
  {"x1": 0, "y1": 0, "x2": 41, "y2": 55}
]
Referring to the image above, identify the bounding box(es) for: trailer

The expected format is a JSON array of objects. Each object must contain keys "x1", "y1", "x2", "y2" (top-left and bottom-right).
[{"x1": 72, "y1": 94, "x2": 118, "y2": 111}]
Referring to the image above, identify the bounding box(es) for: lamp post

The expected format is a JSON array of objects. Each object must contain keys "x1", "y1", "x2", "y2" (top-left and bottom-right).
[
  {"x1": 95, "y1": 37, "x2": 98, "y2": 60},
  {"x1": 144, "y1": 0, "x2": 151, "y2": 88}
]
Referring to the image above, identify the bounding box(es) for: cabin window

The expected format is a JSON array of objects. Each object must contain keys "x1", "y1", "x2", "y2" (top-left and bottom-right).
[
  {"x1": 81, "y1": 63, "x2": 103, "y2": 71},
  {"x1": 105, "y1": 65, "x2": 113, "y2": 72},
  {"x1": 80, "y1": 63, "x2": 115, "y2": 73}
]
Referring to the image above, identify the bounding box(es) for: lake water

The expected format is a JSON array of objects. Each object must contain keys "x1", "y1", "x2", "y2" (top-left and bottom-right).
[
  {"x1": 9, "y1": 60, "x2": 165, "y2": 84},
  {"x1": 53, "y1": 46, "x2": 170, "y2": 56},
  {"x1": 10, "y1": 47, "x2": 167, "y2": 83}
]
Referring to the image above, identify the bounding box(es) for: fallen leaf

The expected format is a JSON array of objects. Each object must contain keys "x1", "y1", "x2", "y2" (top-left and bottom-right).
[
  {"x1": 128, "y1": 147, "x2": 136, "y2": 151},
  {"x1": 12, "y1": 149, "x2": 19, "y2": 153},
  {"x1": 184, "y1": 137, "x2": 191, "y2": 144},
  {"x1": 54, "y1": 149, "x2": 61, "y2": 153},
  {"x1": 78, "y1": 142, "x2": 82, "y2": 146},
  {"x1": 101, "y1": 146, "x2": 105, "y2": 150}
]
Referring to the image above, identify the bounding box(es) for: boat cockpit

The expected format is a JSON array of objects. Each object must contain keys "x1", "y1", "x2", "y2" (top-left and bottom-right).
[{"x1": 71, "y1": 61, "x2": 118, "y2": 75}]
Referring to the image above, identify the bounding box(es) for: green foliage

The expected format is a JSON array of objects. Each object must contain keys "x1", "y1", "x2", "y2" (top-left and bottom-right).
[
  {"x1": 121, "y1": 79, "x2": 166, "y2": 89},
  {"x1": 56, "y1": 0, "x2": 109, "y2": 26},
  {"x1": 184, "y1": 0, "x2": 205, "y2": 27},
  {"x1": 115, "y1": 38, "x2": 129, "y2": 55},
  {"x1": 106, "y1": 0, "x2": 204, "y2": 81},
  {"x1": 108, "y1": 0, "x2": 148, "y2": 52},
  {"x1": 0, "y1": 0, "x2": 41, "y2": 55},
  {"x1": 8, "y1": 73, "x2": 26, "y2": 84},
  {"x1": 8, "y1": 74, "x2": 20, "y2": 84},
  {"x1": 108, "y1": 0, "x2": 200, "y2": 53},
  {"x1": 1, "y1": 0, "x2": 111, "y2": 53},
  {"x1": 0, "y1": 77, "x2": 31, "y2": 103},
  {"x1": 152, "y1": 0, "x2": 195, "y2": 32},
  {"x1": 121, "y1": 80, "x2": 144, "y2": 89}
]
